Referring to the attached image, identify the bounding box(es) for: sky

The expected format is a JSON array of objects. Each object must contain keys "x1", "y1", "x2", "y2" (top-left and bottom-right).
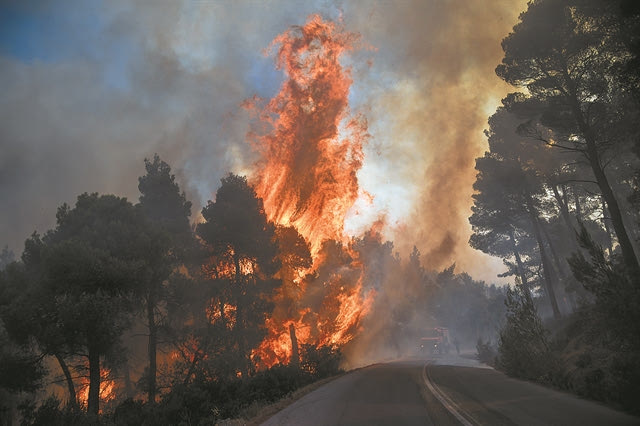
[{"x1": 0, "y1": 0, "x2": 528, "y2": 283}]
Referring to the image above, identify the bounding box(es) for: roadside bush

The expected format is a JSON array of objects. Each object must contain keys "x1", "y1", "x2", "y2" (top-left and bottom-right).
[
  {"x1": 497, "y1": 286, "x2": 557, "y2": 383},
  {"x1": 563, "y1": 226, "x2": 640, "y2": 414},
  {"x1": 245, "y1": 364, "x2": 306, "y2": 403},
  {"x1": 111, "y1": 399, "x2": 149, "y2": 426},
  {"x1": 19, "y1": 397, "x2": 91, "y2": 426},
  {"x1": 112, "y1": 346, "x2": 345, "y2": 426},
  {"x1": 19, "y1": 345, "x2": 345, "y2": 425},
  {"x1": 153, "y1": 366, "x2": 307, "y2": 424},
  {"x1": 299, "y1": 344, "x2": 343, "y2": 379}
]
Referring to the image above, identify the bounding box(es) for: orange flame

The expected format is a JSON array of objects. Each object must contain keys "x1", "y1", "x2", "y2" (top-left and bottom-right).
[
  {"x1": 253, "y1": 317, "x2": 311, "y2": 368},
  {"x1": 206, "y1": 298, "x2": 237, "y2": 329},
  {"x1": 248, "y1": 14, "x2": 368, "y2": 255},
  {"x1": 248, "y1": 15, "x2": 373, "y2": 367},
  {"x1": 322, "y1": 276, "x2": 375, "y2": 347},
  {"x1": 78, "y1": 368, "x2": 116, "y2": 412}
]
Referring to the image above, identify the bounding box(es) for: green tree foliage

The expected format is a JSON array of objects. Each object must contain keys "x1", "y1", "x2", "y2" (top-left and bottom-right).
[
  {"x1": 0, "y1": 236, "x2": 81, "y2": 411},
  {"x1": 496, "y1": 0, "x2": 640, "y2": 279},
  {"x1": 568, "y1": 225, "x2": 640, "y2": 353},
  {"x1": 18, "y1": 396, "x2": 90, "y2": 426},
  {"x1": 498, "y1": 286, "x2": 555, "y2": 381},
  {"x1": 470, "y1": 150, "x2": 536, "y2": 293},
  {"x1": 108, "y1": 346, "x2": 342, "y2": 426},
  {"x1": 6, "y1": 194, "x2": 152, "y2": 416},
  {"x1": 136, "y1": 154, "x2": 193, "y2": 404},
  {"x1": 138, "y1": 154, "x2": 192, "y2": 238},
  {"x1": 0, "y1": 265, "x2": 46, "y2": 422},
  {"x1": 470, "y1": 0, "x2": 640, "y2": 413},
  {"x1": 470, "y1": 110, "x2": 564, "y2": 318},
  {"x1": 0, "y1": 329, "x2": 44, "y2": 394},
  {"x1": 555, "y1": 224, "x2": 640, "y2": 412}
]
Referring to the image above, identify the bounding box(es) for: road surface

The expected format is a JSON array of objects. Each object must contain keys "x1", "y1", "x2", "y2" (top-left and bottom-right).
[{"x1": 262, "y1": 355, "x2": 639, "y2": 425}]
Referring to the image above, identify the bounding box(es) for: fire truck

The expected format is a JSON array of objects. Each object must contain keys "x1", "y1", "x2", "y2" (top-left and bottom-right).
[{"x1": 419, "y1": 327, "x2": 450, "y2": 355}]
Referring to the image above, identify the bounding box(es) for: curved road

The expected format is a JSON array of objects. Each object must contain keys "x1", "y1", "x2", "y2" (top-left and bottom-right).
[{"x1": 262, "y1": 355, "x2": 639, "y2": 425}]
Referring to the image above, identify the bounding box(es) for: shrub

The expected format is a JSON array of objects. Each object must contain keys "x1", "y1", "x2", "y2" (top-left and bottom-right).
[
  {"x1": 107, "y1": 344, "x2": 345, "y2": 424},
  {"x1": 497, "y1": 286, "x2": 557, "y2": 382},
  {"x1": 19, "y1": 397, "x2": 91, "y2": 426},
  {"x1": 299, "y1": 344, "x2": 343, "y2": 379},
  {"x1": 244, "y1": 364, "x2": 305, "y2": 403}
]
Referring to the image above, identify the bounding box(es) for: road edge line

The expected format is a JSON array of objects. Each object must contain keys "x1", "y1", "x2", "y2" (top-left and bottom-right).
[{"x1": 422, "y1": 362, "x2": 475, "y2": 426}]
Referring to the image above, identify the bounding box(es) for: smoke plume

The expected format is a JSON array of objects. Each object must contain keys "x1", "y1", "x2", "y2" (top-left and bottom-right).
[{"x1": 1, "y1": 1, "x2": 525, "y2": 284}]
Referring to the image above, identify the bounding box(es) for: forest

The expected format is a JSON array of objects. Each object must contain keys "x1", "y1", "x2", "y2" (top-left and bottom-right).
[
  {"x1": 469, "y1": 0, "x2": 640, "y2": 416},
  {"x1": 1, "y1": 0, "x2": 640, "y2": 424},
  {"x1": 0, "y1": 156, "x2": 505, "y2": 425}
]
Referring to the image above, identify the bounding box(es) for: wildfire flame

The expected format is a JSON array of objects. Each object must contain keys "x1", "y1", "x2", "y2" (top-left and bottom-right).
[
  {"x1": 248, "y1": 14, "x2": 368, "y2": 256},
  {"x1": 78, "y1": 368, "x2": 116, "y2": 412},
  {"x1": 247, "y1": 15, "x2": 374, "y2": 367},
  {"x1": 206, "y1": 298, "x2": 237, "y2": 329}
]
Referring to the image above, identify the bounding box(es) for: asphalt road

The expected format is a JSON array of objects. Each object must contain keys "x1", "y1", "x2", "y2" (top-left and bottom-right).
[{"x1": 261, "y1": 355, "x2": 639, "y2": 426}]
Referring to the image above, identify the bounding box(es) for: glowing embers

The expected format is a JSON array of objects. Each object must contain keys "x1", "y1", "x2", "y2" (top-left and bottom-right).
[
  {"x1": 210, "y1": 251, "x2": 257, "y2": 279},
  {"x1": 206, "y1": 298, "x2": 237, "y2": 329}
]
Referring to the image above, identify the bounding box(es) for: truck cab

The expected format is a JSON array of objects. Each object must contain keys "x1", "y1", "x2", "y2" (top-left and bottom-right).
[{"x1": 419, "y1": 327, "x2": 450, "y2": 355}]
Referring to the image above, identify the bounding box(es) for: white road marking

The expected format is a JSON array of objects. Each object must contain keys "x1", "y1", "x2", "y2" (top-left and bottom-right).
[{"x1": 422, "y1": 362, "x2": 476, "y2": 426}]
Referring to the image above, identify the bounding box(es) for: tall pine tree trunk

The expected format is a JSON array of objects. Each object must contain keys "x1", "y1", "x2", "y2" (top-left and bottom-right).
[
  {"x1": 54, "y1": 353, "x2": 78, "y2": 411},
  {"x1": 551, "y1": 183, "x2": 579, "y2": 253},
  {"x1": 289, "y1": 323, "x2": 300, "y2": 368},
  {"x1": 587, "y1": 139, "x2": 639, "y2": 277},
  {"x1": 525, "y1": 193, "x2": 561, "y2": 319},
  {"x1": 541, "y1": 224, "x2": 568, "y2": 282},
  {"x1": 509, "y1": 229, "x2": 531, "y2": 298},
  {"x1": 123, "y1": 361, "x2": 134, "y2": 399},
  {"x1": 87, "y1": 346, "x2": 101, "y2": 416},
  {"x1": 601, "y1": 196, "x2": 614, "y2": 257},
  {"x1": 147, "y1": 291, "x2": 157, "y2": 404},
  {"x1": 569, "y1": 95, "x2": 640, "y2": 278},
  {"x1": 574, "y1": 187, "x2": 582, "y2": 220},
  {"x1": 541, "y1": 224, "x2": 575, "y2": 313},
  {"x1": 233, "y1": 253, "x2": 249, "y2": 378}
]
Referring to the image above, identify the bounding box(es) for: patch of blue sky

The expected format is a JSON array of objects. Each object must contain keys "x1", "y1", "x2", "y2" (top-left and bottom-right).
[
  {"x1": 0, "y1": 1, "x2": 133, "y2": 91},
  {"x1": 1, "y1": 1, "x2": 98, "y2": 62},
  {"x1": 244, "y1": 55, "x2": 283, "y2": 99}
]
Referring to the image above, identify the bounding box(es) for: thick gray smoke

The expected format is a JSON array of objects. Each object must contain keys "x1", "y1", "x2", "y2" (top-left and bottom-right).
[
  {"x1": 341, "y1": 0, "x2": 527, "y2": 281},
  {"x1": 0, "y1": 1, "x2": 325, "y2": 252},
  {"x1": 0, "y1": 1, "x2": 524, "y2": 281}
]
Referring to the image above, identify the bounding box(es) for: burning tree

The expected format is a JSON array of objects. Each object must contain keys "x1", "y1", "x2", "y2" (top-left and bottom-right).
[
  {"x1": 244, "y1": 14, "x2": 375, "y2": 366},
  {"x1": 197, "y1": 174, "x2": 281, "y2": 377}
]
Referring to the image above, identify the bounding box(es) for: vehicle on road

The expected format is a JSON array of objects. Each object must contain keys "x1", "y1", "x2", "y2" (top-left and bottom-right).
[{"x1": 420, "y1": 327, "x2": 450, "y2": 355}]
